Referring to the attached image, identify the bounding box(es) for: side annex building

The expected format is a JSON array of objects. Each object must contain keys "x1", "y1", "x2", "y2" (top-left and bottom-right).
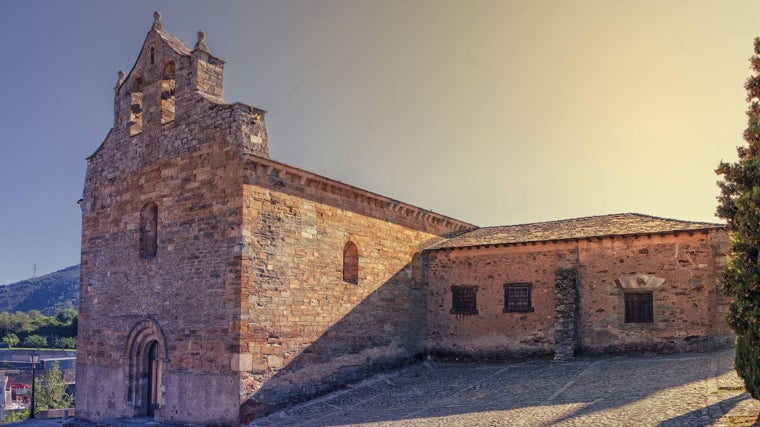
[{"x1": 76, "y1": 14, "x2": 732, "y2": 425}]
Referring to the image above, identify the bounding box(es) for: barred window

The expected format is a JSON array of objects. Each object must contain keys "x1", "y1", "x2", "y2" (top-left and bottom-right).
[
  {"x1": 624, "y1": 292, "x2": 653, "y2": 323},
  {"x1": 451, "y1": 285, "x2": 478, "y2": 315},
  {"x1": 504, "y1": 283, "x2": 534, "y2": 313}
]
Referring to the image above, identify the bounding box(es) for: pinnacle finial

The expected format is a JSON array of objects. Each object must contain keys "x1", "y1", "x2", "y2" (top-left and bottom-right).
[
  {"x1": 195, "y1": 31, "x2": 207, "y2": 51},
  {"x1": 116, "y1": 70, "x2": 125, "y2": 88},
  {"x1": 152, "y1": 11, "x2": 162, "y2": 30}
]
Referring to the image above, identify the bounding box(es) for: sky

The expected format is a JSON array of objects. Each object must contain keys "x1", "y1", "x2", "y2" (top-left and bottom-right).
[{"x1": 0, "y1": 0, "x2": 758, "y2": 285}]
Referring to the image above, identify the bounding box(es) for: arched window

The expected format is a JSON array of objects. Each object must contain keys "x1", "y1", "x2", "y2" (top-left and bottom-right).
[
  {"x1": 139, "y1": 202, "x2": 158, "y2": 258},
  {"x1": 160, "y1": 62, "x2": 176, "y2": 124},
  {"x1": 129, "y1": 77, "x2": 144, "y2": 136},
  {"x1": 343, "y1": 241, "x2": 359, "y2": 285}
]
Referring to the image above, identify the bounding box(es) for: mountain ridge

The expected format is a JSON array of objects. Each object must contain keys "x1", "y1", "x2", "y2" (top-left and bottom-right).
[{"x1": 0, "y1": 265, "x2": 80, "y2": 315}]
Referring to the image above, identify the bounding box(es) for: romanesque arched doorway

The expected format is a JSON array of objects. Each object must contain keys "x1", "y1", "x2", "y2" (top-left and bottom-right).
[{"x1": 126, "y1": 319, "x2": 168, "y2": 417}]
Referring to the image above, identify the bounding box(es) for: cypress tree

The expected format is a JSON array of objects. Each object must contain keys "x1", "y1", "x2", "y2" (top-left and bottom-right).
[{"x1": 716, "y1": 36, "x2": 760, "y2": 399}]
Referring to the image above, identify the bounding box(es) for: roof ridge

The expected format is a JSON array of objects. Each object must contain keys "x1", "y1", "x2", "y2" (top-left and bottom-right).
[
  {"x1": 427, "y1": 213, "x2": 725, "y2": 251},
  {"x1": 476, "y1": 213, "x2": 721, "y2": 230},
  {"x1": 623, "y1": 212, "x2": 723, "y2": 225},
  {"x1": 472, "y1": 213, "x2": 614, "y2": 231}
]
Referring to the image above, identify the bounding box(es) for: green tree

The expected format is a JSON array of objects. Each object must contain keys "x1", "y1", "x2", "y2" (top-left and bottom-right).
[
  {"x1": 23, "y1": 334, "x2": 47, "y2": 348},
  {"x1": 2, "y1": 333, "x2": 19, "y2": 348},
  {"x1": 34, "y1": 362, "x2": 73, "y2": 410},
  {"x1": 716, "y1": 36, "x2": 760, "y2": 399},
  {"x1": 27, "y1": 310, "x2": 46, "y2": 327},
  {"x1": 0, "y1": 311, "x2": 33, "y2": 336},
  {"x1": 55, "y1": 308, "x2": 77, "y2": 325},
  {"x1": 54, "y1": 336, "x2": 75, "y2": 349}
]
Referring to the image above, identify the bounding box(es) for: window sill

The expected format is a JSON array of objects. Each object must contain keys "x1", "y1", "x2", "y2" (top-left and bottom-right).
[
  {"x1": 450, "y1": 310, "x2": 478, "y2": 315},
  {"x1": 620, "y1": 322, "x2": 665, "y2": 330},
  {"x1": 504, "y1": 307, "x2": 534, "y2": 313}
]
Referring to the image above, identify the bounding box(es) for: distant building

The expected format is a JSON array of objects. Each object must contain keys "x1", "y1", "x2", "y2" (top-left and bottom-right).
[{"x1": 76, "y1": 13, "x2": 732, "y2": 426}]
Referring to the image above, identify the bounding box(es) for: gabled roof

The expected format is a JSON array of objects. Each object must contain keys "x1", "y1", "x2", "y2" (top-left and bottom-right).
[
  {"x1": 426, "y1": 213, "x2": 724, "y2": 250},
  {"x1": 116, "y1": 13, "x2": 223, "y2": 93}
]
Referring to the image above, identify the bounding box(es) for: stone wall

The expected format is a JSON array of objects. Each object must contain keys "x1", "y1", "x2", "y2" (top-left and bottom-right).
[
  {"x1": 78, "y1": 129, "x2": 245, "y2": 424},
  {"x1": 236, "y1": 157, "x2": 471, "y2": 419},
  {"x1": 77, "y1": 22, "x2": 267, "y2": 426},
  {"x1": 576, "y1": 231, "x2": 731, "y2": 354},
  {"x1": 426, "y1": 244, "x2": 579, "y2": 359},
  {"x1": 425, "y1": 229, "x2": 731, "y2": 359}
]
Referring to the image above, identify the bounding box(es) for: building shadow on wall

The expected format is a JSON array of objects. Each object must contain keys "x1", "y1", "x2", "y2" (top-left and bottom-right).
[{"x1": 240, "y1": 263, "x2": 429, "y2": 421}]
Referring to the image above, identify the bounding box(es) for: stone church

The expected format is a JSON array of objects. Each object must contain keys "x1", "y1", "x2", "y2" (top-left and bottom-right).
[{"x1": 76, "y1": 14, "x2": 732, "y2": 425}]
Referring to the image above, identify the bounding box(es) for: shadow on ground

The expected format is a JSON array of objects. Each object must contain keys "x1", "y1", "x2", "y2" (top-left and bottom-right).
[{"x1": 249, "y1": 349, "x2": 757, "y2": 426}]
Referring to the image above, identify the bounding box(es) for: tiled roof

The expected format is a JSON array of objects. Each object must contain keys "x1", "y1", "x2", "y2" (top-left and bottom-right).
[{"x1": 427, "y1": 213, "x2": 724, "y2": 250}]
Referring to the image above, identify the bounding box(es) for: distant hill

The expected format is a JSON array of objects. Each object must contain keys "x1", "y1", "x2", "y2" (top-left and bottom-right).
[{"x1": 0, "y1": 265, "x2": 79, "y2": 315}]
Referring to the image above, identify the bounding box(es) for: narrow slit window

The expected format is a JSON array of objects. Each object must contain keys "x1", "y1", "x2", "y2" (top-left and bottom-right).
[
  {"x1": 140, "y1": 202, "x2": 158, "y2": 258},
  {"x1": 343, "y1": 241, "x2": 359, "y2": 284}
]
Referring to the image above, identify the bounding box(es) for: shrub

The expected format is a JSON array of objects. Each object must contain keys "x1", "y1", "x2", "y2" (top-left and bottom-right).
[
  {"x1": 23, "y1": 334, "x2": 47, "y2": 348},
  {"x1": 2, "y1": 333, "x2": 19, "y2": 348},
  {"x1": 54, "y1": 336, "x2": 75, "y2": 349}
]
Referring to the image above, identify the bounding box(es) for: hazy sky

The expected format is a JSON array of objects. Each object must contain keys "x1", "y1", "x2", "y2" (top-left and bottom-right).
[{"x1": 0, "y1": 1, "x2": 757, "y2": 284}]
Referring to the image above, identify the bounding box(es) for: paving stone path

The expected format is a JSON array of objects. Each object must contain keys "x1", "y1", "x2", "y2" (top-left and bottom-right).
[
  {"x1": 3, "y1": 349, "x2": 758, "y2": 427},
  {"x1": 251, "y1": 349, "x2": 760, "y2": 427}
]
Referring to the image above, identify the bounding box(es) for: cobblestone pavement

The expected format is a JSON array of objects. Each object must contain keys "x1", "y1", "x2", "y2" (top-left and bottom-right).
[
  {"x1": 251, "y1": 349, "x2": 760, "y2": 427},
  {"x1": 2, "y1": 349, "x2": 758, "y2": 427}
]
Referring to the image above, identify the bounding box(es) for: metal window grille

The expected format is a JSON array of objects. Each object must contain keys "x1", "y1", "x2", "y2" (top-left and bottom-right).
[
  {"x1": 504, "y1": 283, "x2": 534, "y2": 312},
  {"x1": 624, "y1": 292, "x2": 654, "y2": 323},
  {"x1": 451, "y1": 286, "x2": 478, "y2": 315}
]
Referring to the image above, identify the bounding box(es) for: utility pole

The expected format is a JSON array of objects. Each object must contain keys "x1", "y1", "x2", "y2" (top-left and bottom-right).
[{"x1": 32, "y1": 263, "x2": 36, "y2": 278}]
